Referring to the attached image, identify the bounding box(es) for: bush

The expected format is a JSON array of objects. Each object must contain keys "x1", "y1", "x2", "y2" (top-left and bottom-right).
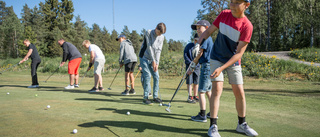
[
  {"x1": 289, "y1": 48, "x2": 320, "y2": 63},
  {"x1": 242, "y1": 52, "x2": 320, "y2": 81}
]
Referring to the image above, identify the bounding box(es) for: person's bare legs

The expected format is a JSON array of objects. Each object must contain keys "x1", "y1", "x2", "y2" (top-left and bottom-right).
[
  {"x1": 187, "y1": 84, "x2": 192, "y2": 96},
  {"x1": 74, "y1": 74, "x2": 79, "y2": 85},
  {"x1": 193, "y1": 84, "x2": 199, "y2": 97},
  {"x1": 98, "y1": 74, "x2": 103, "y2": 88},
  {"x1": 210, "y1": 81, "x2": 223, "y2": 118},
  {"x1": 129, "y1": 72, "x2": 134, "y2": 89},
  {"x1": 70, "y1": 74, "x2": 75, "y2": 85},
  {"x1": 231, "y1": 84, "x2": 246, "y2": 117},
  {"x1": 125, "y1": 72, "x2": 130, "y2": 90}
]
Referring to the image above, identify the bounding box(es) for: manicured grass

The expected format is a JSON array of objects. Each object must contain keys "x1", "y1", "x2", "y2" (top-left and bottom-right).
[{"x1": 0, "y1": 72, "x2": 319, "y2": 137}]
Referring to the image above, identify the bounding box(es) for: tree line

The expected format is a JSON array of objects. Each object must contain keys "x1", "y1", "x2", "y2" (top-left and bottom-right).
[
  {"x1": 198, "y1": 0, "x2": 320, "y2": 52},
  {"x1": 0, "y1": 0, "x2": 186, "y2": 59},
  {"x1": 1, "y1": 0, "x2": 319, "y2": 59}
]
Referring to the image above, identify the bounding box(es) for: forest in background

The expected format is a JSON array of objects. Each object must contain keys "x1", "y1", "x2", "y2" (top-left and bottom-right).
[{"x1": 0, "y1": 0, "x2": 319, "y2": 59}]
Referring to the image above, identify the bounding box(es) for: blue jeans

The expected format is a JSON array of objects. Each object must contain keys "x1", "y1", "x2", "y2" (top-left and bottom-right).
[
  {"x1": 198, "y1": 63, "x2": 212, "y2": 92},
  {"x1": 140, "y1": 58, "x2": 159, "y2": 99}
]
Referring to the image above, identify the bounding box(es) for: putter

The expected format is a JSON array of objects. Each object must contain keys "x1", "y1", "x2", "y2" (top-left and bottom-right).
[
  {"x1": 133, "y1": 71, "x2": 140, "y2": 81},
  {"x1": 164, "y1": 65, "x2": 192, "y2": 112},
  {"x1": 79, "y1": 70, "x2": 89, "y2": 85},
  {"x1": 108, "y1": 67, "x2": 121, "y2": 90},
  {"x1": 0, "y1": 62, "x2": 20, "y2": 74},
  {"x1": 43, "y1": 66, "x2": 60, "y2": 83}
]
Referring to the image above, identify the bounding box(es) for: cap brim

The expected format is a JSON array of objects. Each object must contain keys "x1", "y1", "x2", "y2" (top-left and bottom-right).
[{"x1": 191, "y1": 25, "x2": 197, "y2": 30}]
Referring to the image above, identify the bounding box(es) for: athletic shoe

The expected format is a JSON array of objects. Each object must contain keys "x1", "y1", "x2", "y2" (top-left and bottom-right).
[
  {"x1": 88, "y1": 87, "x2": 99, "y2": 92},
  {"x1": 129, "y1": 89, "x2": 136, "y2": 94},
  {"x1": 143, "y1": 99, "x2": 153, "y2": 105},
  {"x1": 28, "y1": 85, "x2": 39, "y2": 88},
  {"x1": 64, "y1": 85, "x2": 74, "y2": 89},
  {"x1": 98, "y1": 87, "x2": 104, "y2": 91},
  {"x1": 208, "y1": 124, "x2": 221, "y2": 137},
  {"x1": 207, "y1": 112, "x2": 210, "y2": 118},
  {"x1": 191, "y1": 112, "x2": 207, "y2": 122},
  {"x1": 187, "y1": 96, "x2": 196, "y2": 103},
  {"x1": 153, "y1": 98, "x2": 162, "y2": 103},
  {"x1": 74, "y1": 84, "x2": 79, "y2": 88},
  {"x1": 236, "y1": 122, "x2": 259, "y2": 136},
  {"x1": 194, "y1": 96, "x2": 199, "y2": 102},
  {"x1": 121, "y1": 89, "x2": 129, "y2": 95}
]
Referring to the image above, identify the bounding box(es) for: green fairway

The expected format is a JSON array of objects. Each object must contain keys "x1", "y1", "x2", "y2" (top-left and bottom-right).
[{"x1": 0, "y1": 72, "x2": 319, "y2": 137}]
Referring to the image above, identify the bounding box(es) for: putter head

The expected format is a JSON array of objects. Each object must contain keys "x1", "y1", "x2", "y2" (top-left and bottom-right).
[
  {"x1": 108, "y1": 88, "x2": 112, "y2": 90},
  {"x1": 165, "y1": 107, "x2": 171, "y2": 113}
]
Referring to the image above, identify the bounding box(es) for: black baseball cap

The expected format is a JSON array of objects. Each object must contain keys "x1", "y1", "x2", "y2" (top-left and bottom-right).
[{"x1": 191, "y1": 20, "x2": 211, "y2": 30}]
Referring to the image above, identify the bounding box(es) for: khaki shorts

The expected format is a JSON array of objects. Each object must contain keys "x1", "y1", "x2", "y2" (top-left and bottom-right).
[
  {"x1": 210, "y1": 59, "x2": 243, "y2": 85},
  {"x1": 94, "y1": 59, "x2": 105, "y2": 74}
]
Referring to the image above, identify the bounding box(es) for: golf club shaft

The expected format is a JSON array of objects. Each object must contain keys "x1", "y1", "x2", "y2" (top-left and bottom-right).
[
  {"x1": 108, "y1": 67, "x2": 121, "y2": 89},
  {"x1": 167, "y1": 65, "x2": 192, "y2": 104},
  {"x1": 1, "y1": 62, "x2": 20, "y2": 73},
  {"x1": 133, "y1": 70, "x2": 140, "y2": 81},
  {"x1": 79, "y1": 70, "x2": 88, "y2": 85},
  {"x1": 44, "y1": 67, "x2": 60, "y2": 82}
]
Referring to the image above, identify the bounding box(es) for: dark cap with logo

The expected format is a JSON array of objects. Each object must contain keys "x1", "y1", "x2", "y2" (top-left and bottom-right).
[{"x1": 191, "y1": 20, "x2": 211, "y2": 30}]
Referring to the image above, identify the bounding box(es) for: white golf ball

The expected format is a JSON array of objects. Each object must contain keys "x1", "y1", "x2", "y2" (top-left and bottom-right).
[
  {"x1": 126, "y1": 111, "x2": 130, "y2": 115},
  {"x1": 6, "y1": 92, "x2": 10, "y2": 95},
  {"x1": 159, "y1": 103, "x2": 162, "y2": 106},
  {"x1": 47, "y1": 105, "x2": 50, "y2": 109},
  {"x1": 73, "y1": 129, "x2": 78, "y2": 134}
]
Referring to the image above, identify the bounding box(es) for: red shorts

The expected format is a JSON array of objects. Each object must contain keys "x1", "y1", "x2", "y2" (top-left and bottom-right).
[{"x1": 68, "y1": 58, "x2": 82, "y2": 75}]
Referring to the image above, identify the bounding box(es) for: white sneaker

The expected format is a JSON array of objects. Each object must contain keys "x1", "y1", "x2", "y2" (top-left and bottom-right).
[
  {"x1": 207, "y1": 124, "x2": 221, "y2": 137},
  {"x1": 74, "y1": 84, "x2": 79, "y2": 88},
  {"x1": 64, "y1": 85, "x2": 74, "y2": 89},
  {"x1": 28, "y1": 85, "x2": 39, "y2": 88},
  {"x1": 236, "y1": 122, "x2": 258, "y2": 136}
]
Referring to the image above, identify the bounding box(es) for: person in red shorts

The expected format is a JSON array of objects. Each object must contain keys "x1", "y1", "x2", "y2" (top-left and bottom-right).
[{"x1": 58, "y1": 38, "x2": 82, "y2": 89}]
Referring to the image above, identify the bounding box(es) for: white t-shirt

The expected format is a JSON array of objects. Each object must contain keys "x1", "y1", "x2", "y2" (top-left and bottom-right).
[{"x1": 89, "y1": 44, "x2": 105, "y2": 60}]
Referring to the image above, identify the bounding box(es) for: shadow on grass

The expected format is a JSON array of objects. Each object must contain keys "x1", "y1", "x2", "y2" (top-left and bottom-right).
[
  {"x1": 0, "y1": 85, "x2": 30, "y2": 88},
  {"x1": 222, "y1": 87, "x2": 320, "y2": 96},
  {"x1": 96, "y1": 108, "x2": 190, "y2": 121},
  {"x1": 78, "y1": 120, "x2": 208, "y2": 136}
]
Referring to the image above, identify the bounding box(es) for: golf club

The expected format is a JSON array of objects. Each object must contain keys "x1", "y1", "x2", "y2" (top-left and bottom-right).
[
  {"x1": 164, "y1": 63, "x2": 192, "y2": 112},
  {"x1": 133, "y1": 70, "x2": 140, "y2": 81},
  {"x1": 79, "y1": 70, "x2": 89, "y2": 85},
  {"x1": 43, "y1": 66, "x2": 60, "y2": 83},
  {"x1": 108, "y1": 67, "x2": 121, "y2": 90},
  {"x1": 0, "y1": 62, "x2": 20, "y2": 74}
]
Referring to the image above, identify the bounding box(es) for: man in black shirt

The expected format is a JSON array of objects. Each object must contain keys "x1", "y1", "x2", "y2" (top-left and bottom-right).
[{"x1": 20, "y1": 39, "x2": 41, "y2": 88}]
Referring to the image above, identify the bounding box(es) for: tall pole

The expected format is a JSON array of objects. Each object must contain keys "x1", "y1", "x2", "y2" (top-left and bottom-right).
[{"x1": 113, "y1": 0, "x2": 115, "y2": 30}]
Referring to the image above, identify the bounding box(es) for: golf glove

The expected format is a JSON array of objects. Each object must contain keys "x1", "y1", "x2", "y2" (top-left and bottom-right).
[
  {"x1": 192, "y1": 43, "x2": 200, "y2": 58},
  {"x1": 190, "y1": 61, "x2": 196, "y2": 71}
]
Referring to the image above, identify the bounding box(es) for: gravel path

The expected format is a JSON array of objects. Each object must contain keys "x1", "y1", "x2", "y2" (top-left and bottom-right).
[{"x1": 255, "y1": 51, "x2": 320, "y2": 67}]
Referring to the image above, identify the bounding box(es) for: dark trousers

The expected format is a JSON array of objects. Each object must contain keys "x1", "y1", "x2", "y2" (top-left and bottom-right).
[{"x1": 31, "y1": 60, "x2": 41, "y2": 85}]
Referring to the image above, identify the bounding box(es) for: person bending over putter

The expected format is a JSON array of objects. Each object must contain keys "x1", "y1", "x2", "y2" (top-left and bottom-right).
[
  {"x1": 197, "y1": 0, "x2": 258, "y2": 136},
  {"x1": 58, "y1": 38, "x2": 82, "y2": 89},
  {"x1": 20, "y1": 39, "x2": 41, "y2": 88},
  {"x1": 139, "y1": 22, "x2": 166, "y2": 105},
  {"x1": 187, "y1": 20, "x2": 213, "y2": 122},
  {"x1": 82, "y1": 40, "x2": 106, "y2": 92},
  {"x1": 117, "y1": 34, "x2": 138, "y2": 95}
]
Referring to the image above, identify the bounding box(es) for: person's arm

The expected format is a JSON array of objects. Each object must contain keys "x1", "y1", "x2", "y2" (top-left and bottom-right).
[
  {"x1": 87, "y1": 51, "x2": 95, "y2": 71},
  {"x1": 152, "y1": 36, "x2": 163, "y2": 72},
  {"x1": 210, "y1": 41, "x2": 248, "y2": 78},
  {"x1": 119, "y1": 43, "x2": 125, "y2": 67},
  {"x1": 60, "y1": 44, "x2": 69, "y2": 67},
  {"x1": 20, "y1": 49, "x2": 33, "y2": 64}
]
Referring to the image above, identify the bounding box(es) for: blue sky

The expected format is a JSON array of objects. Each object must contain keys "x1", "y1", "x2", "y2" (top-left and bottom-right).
[{"x1": 4, "y1": 0, "x2": 203, "y2": 43}]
